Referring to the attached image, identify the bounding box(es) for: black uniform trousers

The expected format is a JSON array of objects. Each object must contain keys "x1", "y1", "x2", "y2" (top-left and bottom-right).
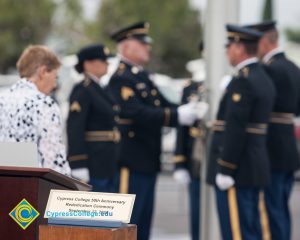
[
  {"x1": 264, "y1": 170, "x2": 294, "y2": 240},
  {"x1": 189, "y1": 178, "x2": 200, "y2": 240},
  {"x1": 117, "y1": 169, "x2": 157, "y2": 240},
  {"x1": 215, "y1": 187, "x2": 263, "y2": 240}
]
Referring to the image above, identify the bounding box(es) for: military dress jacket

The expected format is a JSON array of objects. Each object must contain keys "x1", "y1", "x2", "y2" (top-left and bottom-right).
[
  {"x1": 206, "y1": 62, "x2": 276, "y2": 187},
  {"x1": 108, "y1": 60, "x2": 178, "y2": 174},
  {"x1": 263, "y1": 52, "x2": 300, "y2": 171},
  {"x1": 67, "y1": 76, "x2": 120, "y2": 178},
  {"x1": 174, "y1": 80, "x2": 207, "y2": 179}
]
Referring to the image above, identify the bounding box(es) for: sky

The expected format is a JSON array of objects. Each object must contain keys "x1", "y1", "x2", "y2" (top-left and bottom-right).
[
  {"x1": 80, "y1": 0, "x2": 101, "y2": 21},
  {"x1": 81, "y1": 0, "x2": 300, "y2": 33},
  {"x1": 191, "y1": 0, "x2": 300, "y2": 29},
  {"x1": 240, "y1": 0, "x2": 300, "y2": 28}
]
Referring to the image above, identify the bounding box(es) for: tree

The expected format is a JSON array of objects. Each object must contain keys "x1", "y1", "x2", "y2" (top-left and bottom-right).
[
  {"x1": 50, "y1": 0, "x2": 85, "y2": 54},
  {"x1": 285, "y1": 28, "x2": 300, "y2": 44},
  {"x1": 86, "y1": 0, "x2": 202, "y2": 77},
  {"x1": 261, "y1": 0, "x2": 300, "y2": 45},
  {"x1": 0, "y1": 0, "x2": 56, "y2": 73},
  {"x1": 262, "y1": 0, "x2": 273, "y2": 21},
  {"x1": 0, "y1": 0, "x2": 82, "y2": 74}
]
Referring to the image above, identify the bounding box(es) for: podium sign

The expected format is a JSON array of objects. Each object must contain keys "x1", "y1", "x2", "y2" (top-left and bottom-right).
[
  {"x1": 0, "y1": 166, "x2": 90, "y2": 240},
  {"x1": 44, "y1": 190, "x2": 135, "y2": 227}
]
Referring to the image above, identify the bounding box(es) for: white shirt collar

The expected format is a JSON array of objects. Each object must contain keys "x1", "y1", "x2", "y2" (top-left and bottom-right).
[
  {"x1": 86, "y1": 73, "x2": 101, "y2": 86},
  {"x1": 20, "y1": 78, "x2": 38, "y2": 90},
  {"x1": 262, "y1": 47, "x2": 284, "y2": 63},
  {"x1": 235, "y1": 57, "x2": 258, "y2": 73}
]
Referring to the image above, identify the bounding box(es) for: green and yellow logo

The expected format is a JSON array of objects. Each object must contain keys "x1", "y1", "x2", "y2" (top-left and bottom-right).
[{"x1": 9, "y1": 198, "x2": 40, "y2": 230}]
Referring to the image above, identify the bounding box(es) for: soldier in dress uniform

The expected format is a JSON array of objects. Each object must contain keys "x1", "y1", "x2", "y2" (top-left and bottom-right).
[
  {"x1": 246, "y1": 21, "x2": 300, "y2": 240},
  {"x1": 206, "y1": 24, "x2": 276, "y2": 240},
  {"x1": 173, "y1": 41, "x2": 208, "y2": 240},
  {"x1": 108, "y1": 22, "x2": 208, "y2": 240},
  {"x1": 67, "y1": 44, "x2": 120, "y2": 193},
  {"x1": 173, "y1": 79, "x2": 208, "y2": 240}
]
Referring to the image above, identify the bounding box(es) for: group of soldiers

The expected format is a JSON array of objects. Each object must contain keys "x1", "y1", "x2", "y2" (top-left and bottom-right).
[
  {"x1": 67, "y1": 22, "x2": 207, "y2": 240},
  {"x1": 66, "y1": 20, "x2": 300, "y2": 240}
]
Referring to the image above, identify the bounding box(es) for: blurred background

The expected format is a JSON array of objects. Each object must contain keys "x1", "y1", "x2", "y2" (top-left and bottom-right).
[{"x1": 1, "y1": 0, "x2": 300, "y2": 239}]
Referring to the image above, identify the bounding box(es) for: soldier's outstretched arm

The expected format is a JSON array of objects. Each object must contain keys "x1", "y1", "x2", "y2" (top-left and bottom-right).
[{"x1": 109, "y1": 76, "x2": 178, "y2": 127}]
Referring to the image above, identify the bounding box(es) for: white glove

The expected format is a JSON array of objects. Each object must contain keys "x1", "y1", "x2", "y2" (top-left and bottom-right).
[
  {"x1": 72, "y1": 168, "x2": 90, "y2": 182},
  {"x1": 216, "y1": 173, "x2": 235, "y2": 190},
  {"x1": 195, "y1": 101, "x2": 209, "y2": 119},
  {"x1": 178, "y1": 102, "x2": 198, "y2": 126},
  {"x1": 173, "y1": 169, "x2": 191, "y2": 185}
]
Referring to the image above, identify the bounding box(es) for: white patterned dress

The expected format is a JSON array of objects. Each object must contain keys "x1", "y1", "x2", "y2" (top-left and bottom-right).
[{"x1": 0, "y1": 79, "x2": 71, "y2": 175}]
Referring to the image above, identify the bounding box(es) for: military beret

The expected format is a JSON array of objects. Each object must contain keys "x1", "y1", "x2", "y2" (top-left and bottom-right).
[
  {"x1": 244, "y1": 21, "x2": 277, "y2": 33},
  {"x1": 226, "y1": 24, "x2": 263, "y2": 45},
  {"x1": 110, "y1": 21, "x2": 153, "y2": 44},
  {"x1": 75, "y1": 44, "x2": 111, "y2": 73}
]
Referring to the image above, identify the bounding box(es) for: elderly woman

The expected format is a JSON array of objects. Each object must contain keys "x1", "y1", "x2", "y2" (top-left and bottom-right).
[{"x1": 0, "y1": 45, "x2": 71, "y2": 175}]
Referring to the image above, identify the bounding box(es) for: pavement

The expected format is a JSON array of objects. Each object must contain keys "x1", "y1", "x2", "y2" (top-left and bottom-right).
[
  {"x1": 151, "y1": 173, "x2": 189, "y2": 240},
  {"x1": 150, "y1": 173, "x2": 300, "y2": 240}
]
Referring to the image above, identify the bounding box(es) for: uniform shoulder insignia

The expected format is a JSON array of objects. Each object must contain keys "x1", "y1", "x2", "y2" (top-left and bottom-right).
[
  {"x1": 121, "y1": 86, "x2": 135, "y2": 101},
  {"x1": 232, "y1": 93, "x2": 241, "y2": 102},
  {"x1": 117, "y1": 63, "x2": 126, "y2": 75},
  {"x1": 131, "y1": 66, "x2": 139, "y2": 74},
  {"x1": 119, "y1": 63, "x2": 126, "y2": 70},
  {"x1": 70, "y1": 101, "x2": 81, "y2": 112},
  {"x1": 240, "y1": 67, "x2": 249, "y2": 78},
  {"x1": 83, "y1": 78, "x2": 91, "y2": 87}
]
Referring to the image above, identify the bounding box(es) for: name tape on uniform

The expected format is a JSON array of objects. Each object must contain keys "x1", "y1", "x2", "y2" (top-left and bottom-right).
[{"x1": 44, "y1": 189, "x2": 135, "y2": 224}]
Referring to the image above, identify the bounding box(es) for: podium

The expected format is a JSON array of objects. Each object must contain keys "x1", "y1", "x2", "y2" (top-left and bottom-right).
[
  {"x1": 39, "y1": 224, "x2": 137, "y2": 240},
  {"x1": 0, "y1": 166, "x2": 90, "y2": 240}
]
